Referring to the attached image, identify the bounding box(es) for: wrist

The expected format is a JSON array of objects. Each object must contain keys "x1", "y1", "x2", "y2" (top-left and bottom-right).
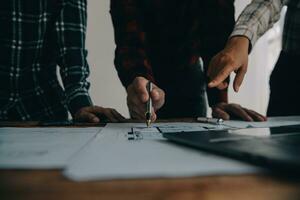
[{"x1": 227, "y1": 36, "x2": 250, "y2": 53}]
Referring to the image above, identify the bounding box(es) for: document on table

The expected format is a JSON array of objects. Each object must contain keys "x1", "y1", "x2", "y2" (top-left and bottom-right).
[
  {"x1": 222, "y1": 116, "x2": 300, "y2": 129},
  {"x1": 0, "y1": 127, "x2": 101, "y2": 169},
  {"x1": 64, "y1": 123, "x2": 262, "y2": 181}
]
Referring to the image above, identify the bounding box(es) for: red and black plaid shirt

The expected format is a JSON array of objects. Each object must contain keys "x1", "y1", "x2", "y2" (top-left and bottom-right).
[{"x1": 110, "y1": 0, "x2": 235, "y2": 106}]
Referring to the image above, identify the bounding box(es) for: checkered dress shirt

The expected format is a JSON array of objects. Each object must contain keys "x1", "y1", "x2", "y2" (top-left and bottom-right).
[
  {"x1": 0, "y1": 0, "x2": 92, "y2": 121},
  {"x1": 231, "y1": 0, "x2": 300, "y2": 53}
]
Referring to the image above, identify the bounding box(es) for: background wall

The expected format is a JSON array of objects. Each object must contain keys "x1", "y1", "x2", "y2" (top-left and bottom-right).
[
  {"x1": 228, "y1": 0, "x2": 284, "y2": 115},
  {"x1": 86, "y1": 0, "x2": 128, "y2": 116},
  {"x1": 86, "y1": 0, "x2": 284, "y2": 118}
]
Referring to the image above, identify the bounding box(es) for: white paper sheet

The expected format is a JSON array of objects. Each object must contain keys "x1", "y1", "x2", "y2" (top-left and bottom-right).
[
  {"x1": 0, "y1": 127, "x2": 101, "y2": 169},
  {"x1": 64, "y1": 123, "x2": 262, "y2": 181},
  {"x1": 222, "y1": 116, "x2": 300, "y2": 129}
]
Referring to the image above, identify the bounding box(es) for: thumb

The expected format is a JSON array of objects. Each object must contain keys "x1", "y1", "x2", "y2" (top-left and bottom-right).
[
  {"x1": 151, "y1": 87, "x2": 165, "y2": 110},
  {"x1": 208, "y1": 63, "x2": 234, "y2": 88},
  {"x1": 212, "y1": 107, "x2": 230, "y2": 120},
  {"x1": 233, "y1": 64, "x2": 247, "y2": 92}
]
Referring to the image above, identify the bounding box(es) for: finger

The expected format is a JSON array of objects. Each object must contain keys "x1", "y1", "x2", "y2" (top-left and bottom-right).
[
  {"x1": 128, "y1": 101, "x2": 146, "y2": 120},
  {"x1": 76, "y1": 111, "x2": 100, "y2": 123},
  {"x1": 84, "y1": 106, "x2": 106, "y2": 114},
  {"x1": 130, "y1": 110, "x2": 145, "y2": 120},
  {"x1": 111, "y1": 109, "x2": 126, "y2": 121},
  {"x1": 79, "y1": 106, "x2": 97, "y2": 113},
  {"x1": 127, "y1": 85, "x2": 144, "y2": 107},
  {"x1": 128, "y1": 100, "x2": 146, "y2": 119},
  {"x1": 127, "y1": 94, "x2": 146, "y2": 116},
  {"x1": 88, "y1": 106, "x2": 119, "y2": 122},
  {"x1": 150, "y1": 88, "x2": 160, "y2": 101},
  {"x1": 208, "y1": 64, "x2": 234, "y2": 88},
  {"x1": 233, "y1": 65, "x2": 247, "y2": 92},
  {"x1": 244, "y1": 109, "x2": 267, "y2": 122},
  {"x1": 212, "y1": 107, "x2": 230, "y2": 120},
  {"x1": 216, "y1": 82, "x2": 229, "y2": 90},
  {"x1": 151, "y1": 112, "x2": 157, "y2": 122},
  {"x1": 150, "y1": 107, "x2": 157, "y2": 122},
  {"x1": 207, "y1": 54, "x2": 223, "y2": 77},
  {"x1": 101, "y1": 109, "x2": 119, "y2": 122},
  {"x1": 150, "y1": 88, "x2": 165, "y2": 111},
  {"x1": 133, "y1": 78, "x2": 149, "y2": 103},
  {"x1": 225, "y1": 104, "x2": 253, "y2": 122}
]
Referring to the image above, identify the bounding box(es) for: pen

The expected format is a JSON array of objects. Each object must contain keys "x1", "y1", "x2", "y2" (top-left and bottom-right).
[
  {"x1": 145, "y1": 81, "x2": 153, "y2": 127},
  {"x1": 197, "y1": 117, "x2": 224, "y2": 125}
]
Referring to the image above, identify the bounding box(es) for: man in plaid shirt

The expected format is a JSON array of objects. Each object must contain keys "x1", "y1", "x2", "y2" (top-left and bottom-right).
[
  {"x1": 110, "y1": 0, "x2": 266, "y2": 122},
  {"x1": 0, "y1": 0, "x2": 124, "y2": 122},
  {"x1": 208, "y1": 0, "x2": 300, "y2": 116}
]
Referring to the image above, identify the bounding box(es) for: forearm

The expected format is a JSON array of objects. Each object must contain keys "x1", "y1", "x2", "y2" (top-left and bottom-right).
[
  {"x1": 59, "y1": 49, "x2": 93, "y2": 115},
  {"x1": 231, "y1": 0, "x2": 285, "y2": 50},
  {"x1": 56, "y1": 0, "x2": 93, "y2": 115},
  {"x1": 204, "y1": 53, "x2": 229, "y2": 106},
  {"x1": 110, "y1": 0, "x2": 155, "y2": 88}
]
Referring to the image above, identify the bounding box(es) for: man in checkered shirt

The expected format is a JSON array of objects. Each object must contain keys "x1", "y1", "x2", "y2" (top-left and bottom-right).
[
  {"x1": 0, "y1": 0, "x2": 124, "y2": 122},
  {"x1": 208, "y1": 0, "x2": 300, "y2": 116}
]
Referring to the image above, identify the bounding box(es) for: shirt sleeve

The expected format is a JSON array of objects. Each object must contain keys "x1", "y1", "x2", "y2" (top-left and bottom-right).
[
  {"x1": 230, "y1": 0, "x2": 285, "y2": 50},
  {"x1": 55, "y1": 0, "x2": 93, "y2": 116},
  {"x1": 110, "y1": 0, "x2": 155, "y2": 88}
]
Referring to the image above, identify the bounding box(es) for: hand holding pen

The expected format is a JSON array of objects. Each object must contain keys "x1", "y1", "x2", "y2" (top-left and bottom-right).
[
  {"x1": 126, "y1": 77, "x2": 165, "y2": 123},
  {"x1": 145, "y1": 82, "x2": 153, "y2": 127}
]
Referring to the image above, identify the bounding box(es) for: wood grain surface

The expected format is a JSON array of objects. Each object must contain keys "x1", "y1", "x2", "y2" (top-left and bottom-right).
[{"x1": 1, "y1": 170, "x2": 300, "y2": 200}]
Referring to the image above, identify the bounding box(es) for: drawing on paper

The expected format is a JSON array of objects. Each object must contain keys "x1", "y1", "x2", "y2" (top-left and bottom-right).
[{"x1": 126, "y1": 123, "x2": 222, "y2": 141}]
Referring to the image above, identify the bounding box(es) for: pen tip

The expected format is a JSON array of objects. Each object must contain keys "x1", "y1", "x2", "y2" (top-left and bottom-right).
[{"x1": 146, "y1": 120, "x2": 151, "y2": 127}]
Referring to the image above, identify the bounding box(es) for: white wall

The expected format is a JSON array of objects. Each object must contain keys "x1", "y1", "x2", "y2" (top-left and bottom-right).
[
  {"x1": 86, "y1": 0, "x2": 129, "y2": 117},
  {"x1": 86, "y1": 0, "x2": 283, "y2": 117},
  {"x1": 228, "y1": 1, "x2": 284, "y2": 114}
]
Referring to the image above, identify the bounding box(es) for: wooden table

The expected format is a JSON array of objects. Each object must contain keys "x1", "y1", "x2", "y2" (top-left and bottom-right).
[{"x1": 1, "y1": 121, "x2": 300, "y2": 200}]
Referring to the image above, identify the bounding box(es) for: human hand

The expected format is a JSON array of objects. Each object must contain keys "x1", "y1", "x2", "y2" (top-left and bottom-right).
[
  {"x1": 207, "y1": 36, "x2": 250, "y2": 92},
  {"x1": 127, "y1": 77, "x2": 165, "y2": 121},
  {"x1": 211, "y1": 102, "x2": 267, "y2": 122},
  {"x1": 74, "y1": 106, "x2": 125, "y2": 123}
]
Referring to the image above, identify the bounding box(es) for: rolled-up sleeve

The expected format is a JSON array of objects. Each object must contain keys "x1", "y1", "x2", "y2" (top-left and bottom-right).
[{"x1": 231, "y1": 0, "x2": 285, "y2": 50}]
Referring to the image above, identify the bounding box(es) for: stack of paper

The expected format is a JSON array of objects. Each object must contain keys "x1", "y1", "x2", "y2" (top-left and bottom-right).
[
  {"x1": 64, "y1": 123, "x2": 262, "y2": 181},
  {"x1": 223, "y1": 116, "x2": 300, "y2": 129},
  {"x1": 0, "y1": 127, "x2": 101, "y2": 169},
  {"x1": 2, "y1": 116, "x2": 300, "y2": 181}
]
